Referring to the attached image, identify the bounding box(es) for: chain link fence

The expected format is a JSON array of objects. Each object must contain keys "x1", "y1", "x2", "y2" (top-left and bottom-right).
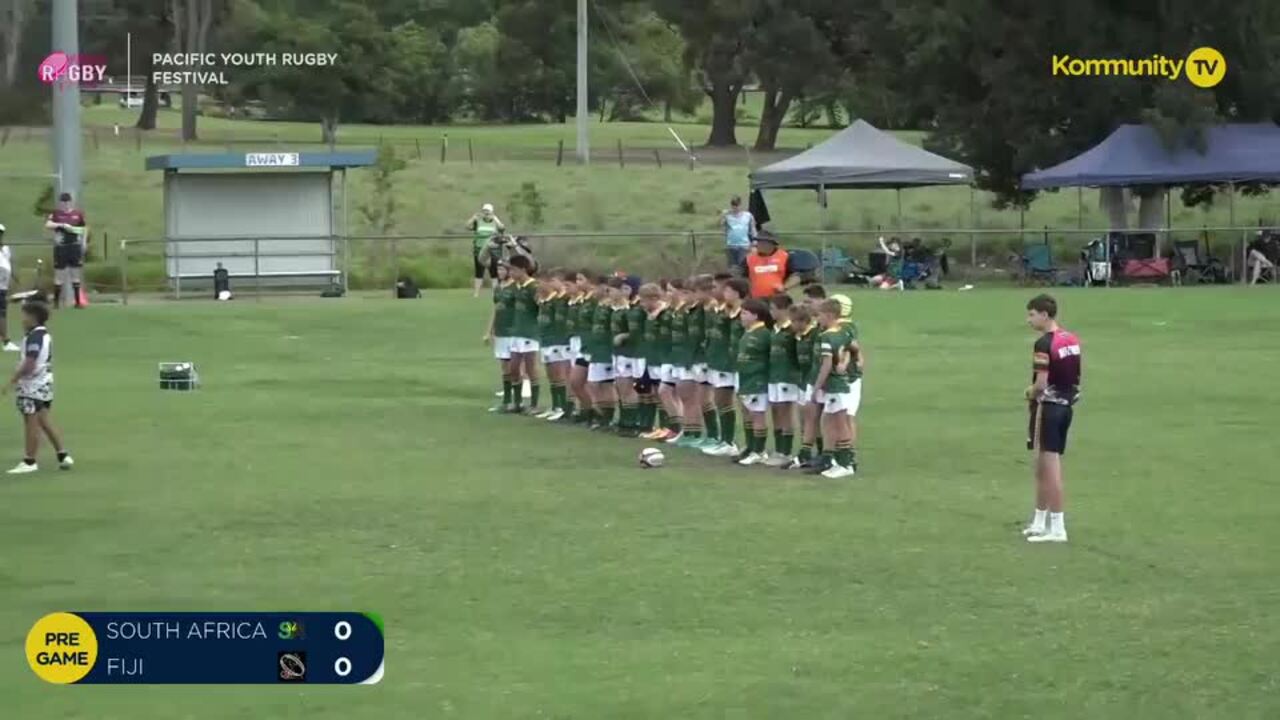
[{"x1": 0, "y1": 225, "x2": 1267, "y2": 303}]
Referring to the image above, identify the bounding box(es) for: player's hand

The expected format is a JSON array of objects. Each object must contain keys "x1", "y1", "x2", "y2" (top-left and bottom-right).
[
  {"x1": 1024, "y1": 385, "x2": 1036, "y2": 401},
  {"x1": 613, "y1": 333, "x2": 626, "y2": 347},
  {"x1": 482, "y1": 333, "x2": 492, "y2": 345}
]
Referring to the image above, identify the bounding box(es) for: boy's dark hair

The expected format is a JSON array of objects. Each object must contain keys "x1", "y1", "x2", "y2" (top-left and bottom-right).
[
  {"x1": 713, "y1": 272, "x2": 733, "y2": 283},
  {"x1": 725, "y1": 278, "x2": 750, "y2": 299},
  {"x1": 22, "y1": 301, "x2": 50, "y2": 326},
  {"x1": 508, "y1": 254, "x2": 534, "y2": 273},
  {"x1": 559, "y1": 268, "x2": 578, "y2": 282},
  {"x1": 788, "y1": 303, "x2": 813, "y2": 324},
  {"x1": 668, "y1": 278, "x2": 687, "y2": 291},
  {"x1": 741, "y1": 299, "x2": 774, "y2": 327},
  {"x1": 769, "y1": 293, "x2": 794, "y2": 310},
  {"x1": 605, "y1": 276, "x2": 626, "y2": 289},
  {"x1": 802, "y1": 284, "x2": 827, "y2": 299},
  {"x1": 1027, "y1": 294, "x2": 1058, "y2": 318},
  {"x1": 692, "y1": 275, "x2": 715, "y2": 293}
]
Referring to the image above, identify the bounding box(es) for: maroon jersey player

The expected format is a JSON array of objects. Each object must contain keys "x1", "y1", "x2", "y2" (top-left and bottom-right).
[
  {"x1": 1022, "y1": 294, "x2": 1081, "y2": 544},
  {"x1": 44, "y1": 192, "x2": 88, "y2": 308}
]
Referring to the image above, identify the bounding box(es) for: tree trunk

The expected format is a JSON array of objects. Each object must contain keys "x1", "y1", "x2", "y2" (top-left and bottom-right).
[
  {"x1": 1, "y1": 0, "x2": 26, "y2": 88},
  {"x1": 1136, "y1": 187, "x2": 1166, "y2": 230},
  {"x1": 663, "y1": 99, "x2": 672, "y2": 123},
  {"x1": 1100, "y1": 187, "x2": 1129, "y2": 229},
  {"x1": 706, "y1": 80, "x2": 740, "y2": 147},
  {"x1": 136, "y1": 59, "x2": 159, "y2": 130},
  {"x1": 753, "y1": 86, "x2": 793, "y2": 151}
]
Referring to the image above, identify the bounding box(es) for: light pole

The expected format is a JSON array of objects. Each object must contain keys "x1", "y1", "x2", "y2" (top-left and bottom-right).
[
  {"x1": 52, "y1": 0, "x2": 83, "y2": 201},
  {"x1": 576, "y1": 0, "x2": 589, "y2": 164}
]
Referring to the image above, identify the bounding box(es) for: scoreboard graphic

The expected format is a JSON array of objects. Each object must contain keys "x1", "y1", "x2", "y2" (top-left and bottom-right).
[{"x1": 26, "y1": 612, "x2": 383, "y2": 685}]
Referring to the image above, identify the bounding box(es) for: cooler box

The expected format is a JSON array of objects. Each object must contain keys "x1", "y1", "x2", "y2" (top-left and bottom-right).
[{"x1": 159, "y1": 362, "x2": 200, "y2": 391}]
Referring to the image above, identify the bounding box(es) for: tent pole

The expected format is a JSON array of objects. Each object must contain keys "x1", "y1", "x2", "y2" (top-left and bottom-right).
[
  {"x1": 969, "y1": 186, "x2": 977, "y2": 270},
  {"x1": 818, "y1": 182, "x2": 828, "y2": 282},
  {"x1": 1228, "y1": 182, "x2": 1236, "y2": 228},
  {"x1": 1077, "y1": 187, "x2": 1083, "y2": 229},
  {"x1": 896, "y1": 188, "x2": 903, "y2": 230}
]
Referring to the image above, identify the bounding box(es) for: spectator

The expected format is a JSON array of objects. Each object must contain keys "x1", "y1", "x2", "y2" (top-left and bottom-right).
[
  {"x1": 0, "y1": 223, "x2": 16, "y2": 350},
  {"x1": 467, "y1": 203, "x2": 506, "y2": 298},
  {"x1": 44, "y1": 192, "x2": 87, "y2": 308},
  {"x1": 744, "y1": 231, "x2": 800, "y2": 298},
  {"x1": 481, "y1": 233, "x2": 537, "y2": 275},
  {"x1": 720, "y1": 196, "x2": 757, "y2": 273},
  {"x1": 1247, "y1": 232, "x2": 1277, "y2": 285}
]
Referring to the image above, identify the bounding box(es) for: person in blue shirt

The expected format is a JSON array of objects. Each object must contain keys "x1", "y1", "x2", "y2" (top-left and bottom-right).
[{"x1": 720, "y1": 196, "x2": 757, "y2": 275}]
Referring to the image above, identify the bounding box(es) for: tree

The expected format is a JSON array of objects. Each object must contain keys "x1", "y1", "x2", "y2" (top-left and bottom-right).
[
  {"x1": 171, "y1": 0, "x2": 221, "y2": 141},
  {"x1": 652, "y1": 0, "x2": 753, "y2": 146},
  {"x1": 1, "y1": 0, "x2": 35, "y2": 88}
]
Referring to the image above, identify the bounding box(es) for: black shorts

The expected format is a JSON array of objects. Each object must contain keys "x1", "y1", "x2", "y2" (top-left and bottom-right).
[
  {"x1": 1028, "y1": 402, "x2": 1073, "y2": 454},
  {"x1": 473, "y1": 250, "x2": 498, "y2": 280},
  {"x1": 54, "y1": 243, "x2": 83, "y2": 270},
  {"x1": 574, "y1": 357, "x2": 589, "y2": 368},
  {"x1": 0, "y1": 290, "x2": 7, "y2": 319},
  {"x1": 16, "y1": 396, "x2": 52, "y2": 416}
]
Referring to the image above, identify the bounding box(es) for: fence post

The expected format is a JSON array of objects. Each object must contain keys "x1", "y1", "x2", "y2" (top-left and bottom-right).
[
  {"x1": 102, "y1": 231, "x2": 109, "y2": 262},
  {"x1": 653, "y1": 149, "x2": 662, "y2": 168},
  {"x1": 820, "y1": 234, "x2": 828, "y2": 284},
  {"x1": 254, "y1": 238, "x2": 262, "y2": 300},
  {"x1": 969, "y1": 232, "x2": 977, "y2": 274},
  {"x1": 391, "y1": 236, "x2": 400, "y2": 296},
  {"x1": 174, "y1": 240, "x2": 182, "y2": 300},
  {"x1": 343, "y1": 235, "x2": 351, "y2": 295},
  {"x1": 119, "y1": 239, "x2": 129, "y2": 306},
  {"x1": 415, "y1": 138, "x2": 422, "y2": 159},
  {"x1": 556, "y1": 140, "x2": 564, "y2": 167},
  {"x1": 617, "y1": 139, "x2": 624, "y2": 168},
  {"x1": 440, "y1": 136, "x2": 447, "y2": 164},
  {"x1": 689, "y1": 231, "x2": 698, "y2": 264},
  {"x1": 468, "y1": 139, "x2": 475, "y2": 165}
]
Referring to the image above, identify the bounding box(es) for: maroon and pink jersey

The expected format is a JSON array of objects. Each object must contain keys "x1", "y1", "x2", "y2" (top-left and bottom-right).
[
  {"x1": 48, "y1": 208, "x2": 86, "y2": 245},
  {"x1": 1032, "y1": 328, "x2": 1081, "y2": 403}
]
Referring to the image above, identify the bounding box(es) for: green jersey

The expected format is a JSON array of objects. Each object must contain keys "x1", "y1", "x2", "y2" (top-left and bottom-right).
[
  {"x1": 620, "y1": 302, "x2": 646, "y2": 358},
  {"x1": 538, "y1": 293, "x2": 571, "y2": 347},
  {"x1": 509, "y1": 279, "x2": 540, "y2": 340},
  {"x1": 640, "y1": 305, "x2": 672, "y2": 367},
  {"x1": 565, "y1": 294, "x2": 586, "y2": 339},
  {"x1": 667, "y1": 304, "x2": 693, "y2": 367},
  {"x1": 768, "y1": 320, "x2": 804, "y2": 386},
  {"x1": 609, "y1": 303, "x2": 630, "y2": 355},
  {"x1": 585, "y1": 300, "x2": 615, "y2": 360},
  {"x1": 703, "y1": 304, "x2": 733, "y2": 373},
  {"x1": 687, "y1": 304, "x2": 709, "y2": 365},
  {"x1": 736, "y1": 323, "x2": 772, "y2": 394},
  {"x1": 492, "y1": 281, "x2": 516, "y2": 337},
  {"x1": 471, "y1": 217, "x2": 502, "y2": 253},
  {"x1": 793, "y1": 322, "x2": 821, "y2": 387},
  {"x1": 817, "y1": 321, "x2": 860, "y2": 393}
]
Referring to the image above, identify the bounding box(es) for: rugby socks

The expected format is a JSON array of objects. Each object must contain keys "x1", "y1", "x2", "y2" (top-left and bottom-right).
[
  {"x1": 752, "y1": 425, "x2": 769, "y2": 453},
  {"x1": 530, "y1": 383, "x2": 541, "y2": 410},
  {"x1": 640, "y1": 397, "x2": 658, "y2": 431},
  {"x1": 22, "y1": 458, "x2": 35, "y2": 466},
  {"x1": 73, "y1": 283, "x2": 83, "y2": 307},
  {"x1": 797, "y1": 443, "x2": 814, "y2": 463},
  {"x1": 657, "y1": 408, "x2": 670, "y2": 429},
  {"x1": 781, "y1": 432, "x2": 795, "y2": 456},
  {"x1": 550, "y1": 384, "x2": 566, "y2": 411},
  {"x1": 502, "y1": 379, "x2": 514, "y2": 406},
  {"x1": 702, "y1": 403, "x2": 719, "y2": 441},
  {"x1": 719, "y1": 408, "x2": 736, "y2": 445},
  {"x1": 816, "y1": 437, "x2": 825, "y2": 455},
  {"x1": 56, "y1": 451, "x2": 69, "y2": 463},
  {"x1": 621, "y1": 401, "x2": 638, "y2": 429},
  {"x1": 53, "y1": 285, "x2": 64, "y2": 308},
  {"x1": 773, "y1": 429, "x2": 784, "y2": 455},
  {"x1": 834, "y1": 442, "x2": 855, "y2": 469}
]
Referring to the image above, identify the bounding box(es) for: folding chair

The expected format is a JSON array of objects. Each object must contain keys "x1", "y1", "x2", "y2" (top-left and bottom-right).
[
  {"x1": 1021, "y1": 242, "x2": 1059, "y2": 285},
  {"x1": 1172, "y1": 239, "x2": 1212, "y2": 284},
  {"x1": 819, "y1": 247, "x2": 853, "y2": 284}
]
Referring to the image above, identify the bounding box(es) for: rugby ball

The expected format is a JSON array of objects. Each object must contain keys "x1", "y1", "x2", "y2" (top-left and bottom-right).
[{"x1": 638, "y1": 448, "x2": 665, "y2": 468}]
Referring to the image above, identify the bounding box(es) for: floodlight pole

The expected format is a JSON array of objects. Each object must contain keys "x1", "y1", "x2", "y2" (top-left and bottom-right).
[
  {"x1": 52, "y1": 0, "x2": 83, "y2": 201},
  {"x1": 576, "y1": 0, "x2": 589, "y2": 164}
]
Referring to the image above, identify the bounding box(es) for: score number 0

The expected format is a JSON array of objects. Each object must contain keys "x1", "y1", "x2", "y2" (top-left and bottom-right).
[{"x1": 334, "y1": 621, "x2": 352, "y2": 678}]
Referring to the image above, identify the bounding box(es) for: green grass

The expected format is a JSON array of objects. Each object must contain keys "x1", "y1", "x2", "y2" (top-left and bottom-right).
[{"x1": 4, "y1": 286, "x2": 1279, "y2": 718}]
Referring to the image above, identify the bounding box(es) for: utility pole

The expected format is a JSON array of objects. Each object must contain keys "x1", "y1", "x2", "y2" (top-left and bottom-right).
[
  {"x1": 576, "y1": 0, "x2": 589, "y2": 164},
  {"x1": 52, "y1": 0, "x2": 82, "y2": 201}
]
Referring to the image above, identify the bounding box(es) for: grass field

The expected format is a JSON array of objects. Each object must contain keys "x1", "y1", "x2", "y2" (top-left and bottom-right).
[{"x1": 3, "y1": 286, "x2": 1279, "y2": 718}]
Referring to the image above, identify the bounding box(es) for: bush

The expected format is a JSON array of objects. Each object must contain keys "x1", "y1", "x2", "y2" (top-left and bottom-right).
[{"x1": 678, "y1": 199, "x2": 697, "y2": 215}]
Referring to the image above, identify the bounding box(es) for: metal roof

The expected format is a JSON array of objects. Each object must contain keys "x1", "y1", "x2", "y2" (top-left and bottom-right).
[{"x1": 145, "y1": 150, "x2": 377, "y2": 171}]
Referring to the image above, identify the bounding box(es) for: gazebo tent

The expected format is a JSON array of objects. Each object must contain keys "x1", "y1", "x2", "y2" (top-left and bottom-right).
[
  {"x1": 1021, "y1": 123, "x2": 1280, "y2": 189},
  {"x1": 750, "y1": 119, "x2": 974, "y2": 190}
]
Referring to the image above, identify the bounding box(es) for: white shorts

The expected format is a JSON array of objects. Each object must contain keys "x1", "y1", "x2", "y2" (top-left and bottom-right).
[
  {"x1": 660, "y1": 364, "x2": 679, "y2": 384},
  {"x1": 509, "y1": 337, "x2": 540, "y2": 354},
  {"x1": 569, "y1": 336, "x2": 583, "y2": 361},
  {"x1": 768, "y1": 383, "x2": 802, "y2": 404},
  {"x1": 707, "y1": 370, "x2": 738, "y2": 389},
  {"x1": 541, "y1": 345, "x2": 571, "y2": 363},
  {"x1": 674, "y1": 366, "x2": 696, "y2": 383},
  {"x1": 691, "y1": 363, "x2": 708, "y2": 383},
  {"x1": 587, "y1": 362, "x2": 616, "y2": 383},
  {"x1": 615, "y1": 356, "x2": 648, "y2": 379},
  {"x1": 493, "y1": 337, "x2": 512, "y2": 360},
  {"x1": 739, "y1": 393, "x2": 768, "y2": 413},
  {"x1": 821, "y1": 379, "x2": 863, "y2": 416},
  {"x1": 799, "y1": 384, "x2": 815, "y2": 405}
]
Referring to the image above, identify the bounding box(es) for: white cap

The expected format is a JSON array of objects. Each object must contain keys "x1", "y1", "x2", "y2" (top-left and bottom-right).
[
  {"x1": 0, "y1": 223, "x2": 5, "y2": 233},
  {"x1": 481, "y1": 203, "x2": 494, "y2": 213}
]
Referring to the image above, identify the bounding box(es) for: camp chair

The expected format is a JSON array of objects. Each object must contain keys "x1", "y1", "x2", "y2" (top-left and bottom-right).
[
  {"x1": 819, "y1": 247, "x2": 853, "y2": 284},
  {"x1": 1081, "y1": 238, "x2": 1110, "y2": 287},
  {"x1": 1172, "y1": 239, "x2": 1213, "y2": 284},
  {"x1": 1021, "y1": 242, "x2": 1059, "y2": 285},
  {"x1": 788, "y1": 248, "x2": 821, "y2": 284}
]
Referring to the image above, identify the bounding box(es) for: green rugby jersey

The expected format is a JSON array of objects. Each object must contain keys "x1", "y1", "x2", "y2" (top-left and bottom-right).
[
  {"x1": 580, "y1": 297, "x2": 607, "y2": 359},
  {"x1": 736, "y1": 322, "x2": 772, "y2": 395},
  {"x1": 667, "y1": 304, "x2": 693, "y2": 367},
  {"x1": 564, "y1": 294, "x2": 585, "y2": 339},
  {"x1": 768, "y1": 320, "x2": 803, "y2": 386},
  {"x1": 817, "y1": 321, "x2": 860, "y2": 393},
  {"x1": 793, "y1": 321, "x2": 821, "y2": 387},
  {"x1": 492, "y1": 280, "x2": 516, "y2": 337},
  {"x1": 609, "y1": 303, "x2": 629, "y2": 355},
  {"x1": 537, "y1": 293, "x2": 571, "y2": 347},
  {"x1": 703, "y1": 304, "x2": 732, "y2": 373},
  {"x1": 509, "y1": 279, "x2": 540, "y2": 340},
  {"x1": 621, "y1": 301, "x2": 646, "y2": 357},
  {"x1": 640, "y1": 304, "x2": 671, "y2": 367},
  {"x1": 687, "y1": 303, "x2": 708, "y2": 365}
]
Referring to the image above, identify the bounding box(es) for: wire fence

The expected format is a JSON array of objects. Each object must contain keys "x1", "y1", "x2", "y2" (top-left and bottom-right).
[{"x1": 0, "y1": 224, "x2": 1266, "y2": 304}]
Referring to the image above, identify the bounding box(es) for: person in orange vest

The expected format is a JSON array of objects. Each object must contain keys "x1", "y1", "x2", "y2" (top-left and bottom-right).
[{"x1": 744, "y1": 232, "x2": 800, "y2": 298}]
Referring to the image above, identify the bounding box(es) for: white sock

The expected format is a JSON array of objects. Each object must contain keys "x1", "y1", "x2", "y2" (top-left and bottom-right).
[
  {"x1": 1049, "y1": 512, "x2": 1065, "y2": 534},
  {"x1": 1031, "y1": 508, "x2": 1048, "y2": 528}
]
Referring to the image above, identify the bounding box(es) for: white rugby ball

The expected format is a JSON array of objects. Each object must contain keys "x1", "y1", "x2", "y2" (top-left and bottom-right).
[{"x1": 638, "y1": 448, "x2": 665, "y2": 468}]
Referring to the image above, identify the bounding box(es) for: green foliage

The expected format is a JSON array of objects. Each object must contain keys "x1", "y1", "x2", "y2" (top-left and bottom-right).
[
  {"x1": 358, "y1": 144, "x2": 408, "y2": 235},
  {"x1": 678, "y1": 199, "x2": 698, "y2": 215},
  {"x1": 32, "y1": 184, "x2": 54, "y2": 217}
]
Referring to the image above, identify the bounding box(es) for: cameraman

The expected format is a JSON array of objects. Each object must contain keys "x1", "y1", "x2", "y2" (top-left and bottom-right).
[{"x1": 481, "y1": 232, "x2": 537, "y2": 275}]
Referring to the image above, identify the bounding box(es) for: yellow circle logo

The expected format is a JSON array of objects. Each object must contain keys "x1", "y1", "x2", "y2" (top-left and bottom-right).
[
  {"x1": 26, "y1": 612, "x2": 98, "y2": 684},
  {"x1": 1185, "y1": 47, "x2": 1226, "y2": 88}
]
